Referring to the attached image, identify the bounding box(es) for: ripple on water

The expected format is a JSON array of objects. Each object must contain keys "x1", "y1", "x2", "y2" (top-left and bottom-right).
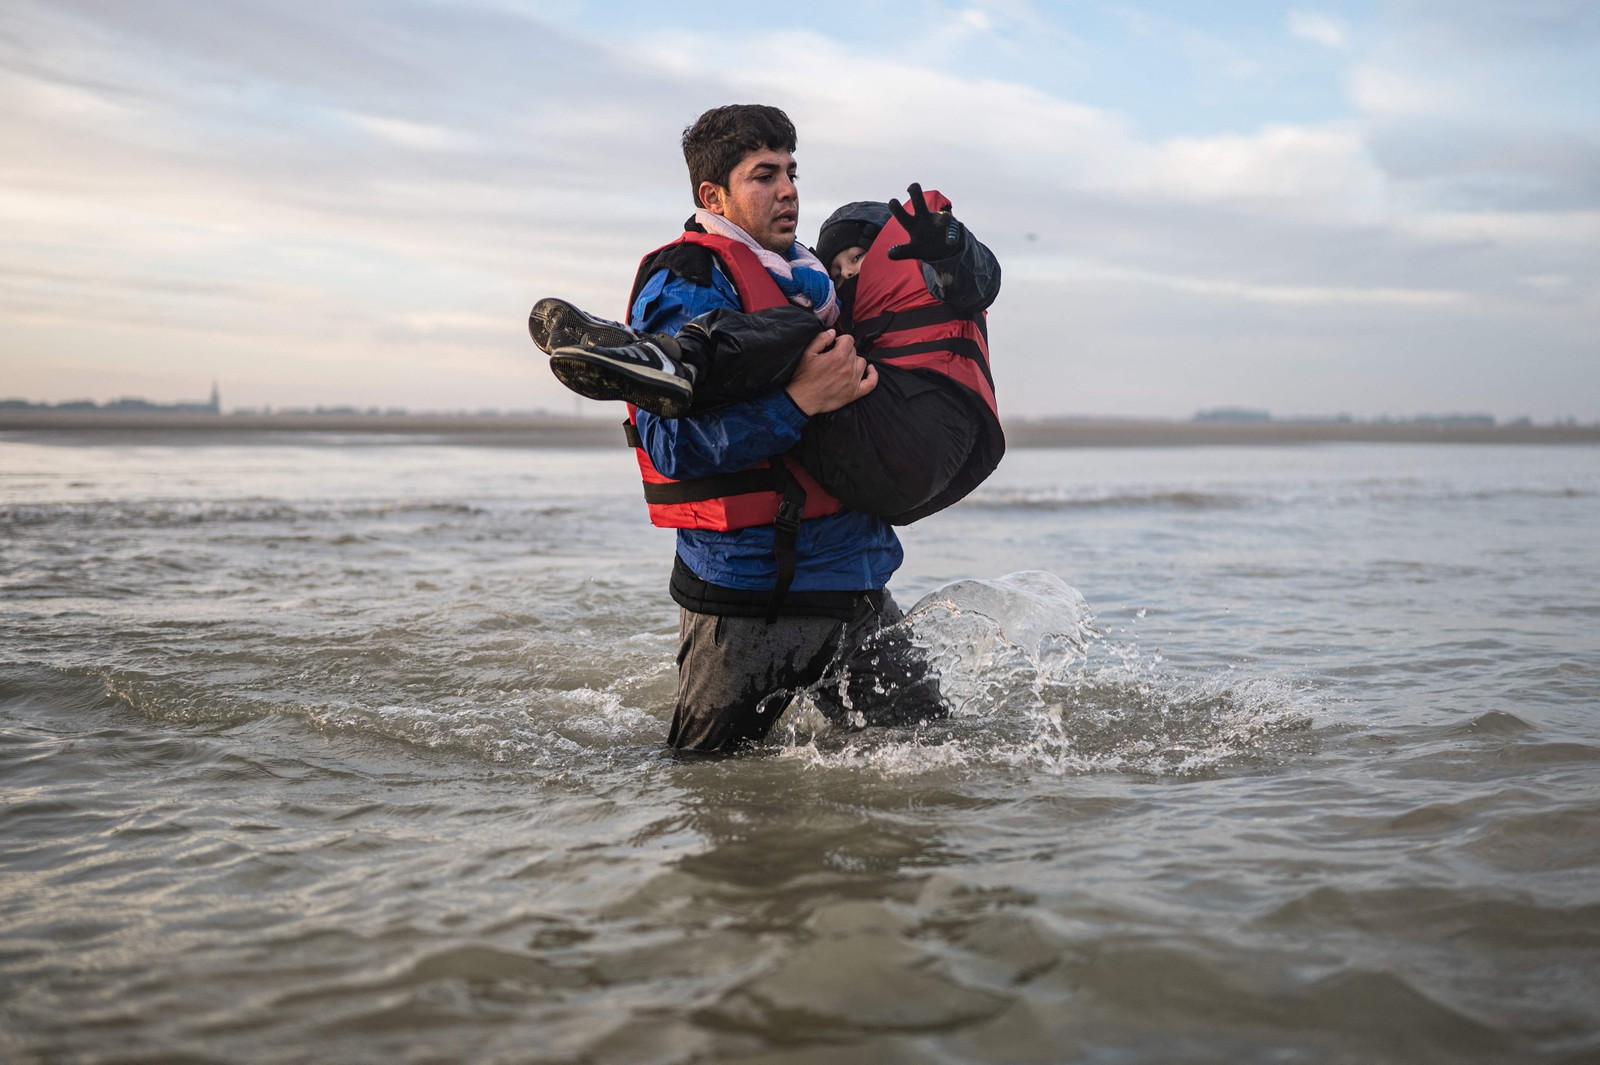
[
  {"x1": 1463, "y1": 804, "x2": 1600, "y2": 873},
  {"x1": 717, "y1": 928, "x2": 1006, "y2": 1034},
  {"x1": 1446, "y1": 710, "x2": 1538, "y2": 737},
  {"x1": 1257, "y1": 884, "x2": 1600, "y2": 950}
]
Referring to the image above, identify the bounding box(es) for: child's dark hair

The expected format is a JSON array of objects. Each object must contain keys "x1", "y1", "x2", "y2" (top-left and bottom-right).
[{"x1": 682, "y1": 104, "x2": 797, "y2": 207}]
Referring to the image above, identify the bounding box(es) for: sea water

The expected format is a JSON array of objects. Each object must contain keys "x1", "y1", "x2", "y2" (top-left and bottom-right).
[{"x1": 2, "y1": 433, "x2": 1598, "y2": 1063}]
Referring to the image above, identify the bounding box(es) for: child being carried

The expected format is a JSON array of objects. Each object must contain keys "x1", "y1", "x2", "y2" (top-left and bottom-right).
[{"x1": 529, "y1": 184, "x2": 1005, "y2": 525}]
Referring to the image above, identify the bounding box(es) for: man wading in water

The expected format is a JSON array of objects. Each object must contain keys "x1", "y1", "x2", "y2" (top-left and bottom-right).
[{"x1": 533, "y1": 104, "x2": 971, "y2": 752}]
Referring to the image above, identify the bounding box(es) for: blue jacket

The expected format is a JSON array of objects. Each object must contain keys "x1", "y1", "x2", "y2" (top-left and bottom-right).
[{"x1": 629, "y1": 263, "x2": 903, "y2": 592}]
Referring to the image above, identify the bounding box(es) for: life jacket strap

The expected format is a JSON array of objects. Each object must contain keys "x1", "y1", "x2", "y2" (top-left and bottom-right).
[
  {"x1": 765, "y1": 456, "x2": 807, "y2": 623},
  {"x1": 870, "y1": 337, "x2": 996, "y2": 392},
  {"x1": 639, "y1": 467, "x2": 783, "y2": 506},
  {"x1": 628, "y1": 416, "x2": 792, "y2": 505},
  {"x1": 853, "y1": 303, "x2": 978, "y2": 346}
]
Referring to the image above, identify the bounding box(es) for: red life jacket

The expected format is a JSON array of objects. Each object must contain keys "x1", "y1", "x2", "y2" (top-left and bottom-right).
[
  {"x1": 847, "y1": 188, "x2": 1004, "y2": 523},
  {"x1": 623, "y1": 229, "x2": 844, "y2": 531}
]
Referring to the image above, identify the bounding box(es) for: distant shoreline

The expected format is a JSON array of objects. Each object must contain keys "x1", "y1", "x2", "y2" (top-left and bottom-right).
[{"x1": 2, "y1": 410, "x2": 1597, "y2": 447}]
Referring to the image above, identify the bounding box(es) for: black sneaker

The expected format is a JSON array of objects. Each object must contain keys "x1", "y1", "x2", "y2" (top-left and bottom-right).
[
  {"x1": 550, "y1": 338, "x2": 697, "y2": 419},
  {"x1": 528, "y1": 297, "x2": 636, "y2": 354}
]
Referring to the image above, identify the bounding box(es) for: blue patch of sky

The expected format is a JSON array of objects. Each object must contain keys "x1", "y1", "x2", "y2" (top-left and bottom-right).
[{"x1": 1026, "y1": 0, "x2": 1378, "y2": 136}]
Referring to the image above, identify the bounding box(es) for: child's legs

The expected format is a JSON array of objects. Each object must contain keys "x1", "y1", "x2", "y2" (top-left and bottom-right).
[{"x1": 677, "y1": 306, "x2": 825, "y2": 413}]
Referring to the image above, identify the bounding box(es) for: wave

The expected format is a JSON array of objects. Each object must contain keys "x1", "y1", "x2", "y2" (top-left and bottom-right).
[
  {"x1": 960, "y1": 482, "x2": 1597, "y2": 514},
  {"x1": 33, "y1": 571, "x2": 1314, "y2": 781},
  {"x1": 75, "y1": 607, "x2": 682, "y2": 771},
  {"x1": 960, "y1": 488, "x2": 1252, "y2": 512},
  {"x1": 0, "y1": 499, "x2": 492, "y2": 532}
]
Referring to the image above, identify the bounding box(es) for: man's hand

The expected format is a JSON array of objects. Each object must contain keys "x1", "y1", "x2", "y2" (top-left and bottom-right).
[
  {"x1": 785, "y1": 329, "x2": 877, "y2": 416},
  {"x1": 886, "y1": 182, "x2": 964, "y2": 262}
]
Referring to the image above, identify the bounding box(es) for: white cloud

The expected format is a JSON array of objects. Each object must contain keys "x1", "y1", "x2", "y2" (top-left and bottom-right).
[
  {"x1": 1347, "y1": 64, "x2": 1461, "y2": 117},
  {"x1": 1128, "y1": 271, "x2": 1461, "y2": 308},
  {"x1": 1145, "y1": 125, "x2": 1385, "y2": 212},
  {"x1": 399, "y1": 311, "x2": 509, "y2": 335},
  {"x1": 1395, "y1": 209, "x2": 1600, "y2": 246},
  {"x1": 1008, "y1": 258, "x2": 1462, "y2": 307},
  {"x1": 335, "y1": 111, "x2": 477, "y2": 152},
  {"x1": 1287, "y1": 11, "x2": 1348, "y2": 49},
  {"x1": 0, "y1": 69, "x2": 138, "y2": 124}
]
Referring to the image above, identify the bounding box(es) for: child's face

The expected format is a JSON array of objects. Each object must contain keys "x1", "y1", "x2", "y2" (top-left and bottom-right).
[{"x1": 828, "y1": 246, "x2": 868, "y2": 284}]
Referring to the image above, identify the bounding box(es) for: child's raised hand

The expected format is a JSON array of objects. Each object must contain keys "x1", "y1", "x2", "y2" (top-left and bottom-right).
[{"x1": 886, "y1": 183, "x2": 964, "y2": 262}]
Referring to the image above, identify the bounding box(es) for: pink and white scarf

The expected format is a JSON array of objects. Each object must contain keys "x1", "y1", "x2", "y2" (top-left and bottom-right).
[{"x1": 694, "y1": 209, "x2": 840, "y2": 327}]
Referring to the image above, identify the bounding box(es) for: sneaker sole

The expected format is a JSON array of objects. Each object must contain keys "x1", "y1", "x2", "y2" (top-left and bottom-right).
[
  {"x1": 550, "y1": 347, "x2": 691, "y2": 419},
  {"x1": 528, "y1": 298, "x2": 635, "y2": 353}
]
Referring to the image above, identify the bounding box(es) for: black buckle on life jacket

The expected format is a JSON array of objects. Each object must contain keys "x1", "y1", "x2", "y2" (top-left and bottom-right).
[{"x1": 774, "y1": 498, "x2": 803, "y2": 535}]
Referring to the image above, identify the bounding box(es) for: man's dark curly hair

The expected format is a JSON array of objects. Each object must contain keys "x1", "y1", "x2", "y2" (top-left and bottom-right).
[{"x1": 682, "y1": 104, "x2": 797, "y2": 207}]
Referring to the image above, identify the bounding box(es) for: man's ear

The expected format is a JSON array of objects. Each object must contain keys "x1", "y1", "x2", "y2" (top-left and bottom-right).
[{"x1": 698, "y1": 181, "x2": 728, "y2": 215}]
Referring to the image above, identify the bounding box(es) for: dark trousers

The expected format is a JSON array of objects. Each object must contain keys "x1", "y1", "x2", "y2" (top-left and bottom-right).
[{"x1": 666, "y1": 591, "x2": 945, "y2": 753}]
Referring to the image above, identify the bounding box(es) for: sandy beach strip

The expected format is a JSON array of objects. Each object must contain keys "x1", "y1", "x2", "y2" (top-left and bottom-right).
[{"x1": 2, "y1": 411, "x2": 1597, "y2": 447}]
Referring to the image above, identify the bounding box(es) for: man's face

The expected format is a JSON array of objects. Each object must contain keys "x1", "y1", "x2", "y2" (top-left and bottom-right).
[{"x1": 699, "y1": 147, "x2": 798, "y2": 255}]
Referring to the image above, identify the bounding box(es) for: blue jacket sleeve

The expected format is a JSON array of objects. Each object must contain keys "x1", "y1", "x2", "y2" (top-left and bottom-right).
[{"x1": 629, "y1": 267, "x2": 808, "y2": 479}]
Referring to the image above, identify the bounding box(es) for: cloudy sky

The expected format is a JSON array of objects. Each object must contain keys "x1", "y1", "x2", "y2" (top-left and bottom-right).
[{"x1": 2, "y1": 0, "x2": 1596, "y2": 420}]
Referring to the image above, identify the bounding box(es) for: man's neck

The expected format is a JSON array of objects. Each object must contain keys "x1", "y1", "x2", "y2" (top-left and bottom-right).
[{"x1": 695, "y1": 208, "x2": 791, "y2": 259}]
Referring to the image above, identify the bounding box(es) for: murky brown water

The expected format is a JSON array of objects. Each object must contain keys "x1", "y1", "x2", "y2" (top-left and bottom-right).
[{"x1": 3, "y1": 436, "x2": 1598, "y2": 1063}]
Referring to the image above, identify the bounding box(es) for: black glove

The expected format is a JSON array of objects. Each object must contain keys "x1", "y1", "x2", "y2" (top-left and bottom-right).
[{"x1": 886, "y1": 183, "x2": 964, "y2": 262}]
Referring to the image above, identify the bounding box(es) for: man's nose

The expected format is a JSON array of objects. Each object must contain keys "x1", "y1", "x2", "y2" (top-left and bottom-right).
[{"x1": 777, "y1": 174, "x2": 797, "y2": 200}]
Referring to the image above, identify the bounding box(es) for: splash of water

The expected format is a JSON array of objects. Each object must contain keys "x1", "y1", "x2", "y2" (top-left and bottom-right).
[
  {"x1": 780, "y1": 571, "x2": 1315, "y2": 777},
  {"x1": 905, "y1": 570, "x2": 1094, "y2": 717}
]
